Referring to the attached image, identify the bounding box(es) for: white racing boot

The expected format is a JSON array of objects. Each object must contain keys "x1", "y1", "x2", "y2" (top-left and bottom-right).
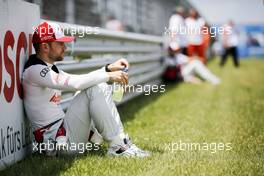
[{"x1": 107, "y1": 134, "x2": 151, "y2": 157}]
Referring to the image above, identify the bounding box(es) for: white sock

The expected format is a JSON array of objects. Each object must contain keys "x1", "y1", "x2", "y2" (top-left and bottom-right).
[{"x1": 109, "y1": 133, "x2": 126, "y2": 147}]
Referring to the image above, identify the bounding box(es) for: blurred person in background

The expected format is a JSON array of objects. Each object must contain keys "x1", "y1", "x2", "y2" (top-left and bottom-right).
[
  {"x1": 105, "y1": 15, "x2": 123, "y2": 31},
  {"x1": 202, "y1": 22, "x2": 211, "y2": 59},
  {"x1": 185, "y1": 9, "x2": 207, "y2": 64},
  {"x1": 169, "y1": 6, "x2": 188, "y2": 55},
  {"x1": 163, "y1": 42, "x2": 221, "y2": 85},
  {"x1": 220, "y1": 20, "x2": 239, "y2": 67}
]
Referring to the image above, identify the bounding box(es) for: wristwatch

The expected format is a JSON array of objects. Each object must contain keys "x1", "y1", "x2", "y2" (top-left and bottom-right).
[{"x1": 105, "y1": 63, "x2": 111, "y2": 72}]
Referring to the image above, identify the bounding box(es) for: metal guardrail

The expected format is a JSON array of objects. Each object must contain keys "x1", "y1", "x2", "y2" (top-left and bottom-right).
[{"x1": 43, "y1": 20, "x2": 165, "y2": 109}]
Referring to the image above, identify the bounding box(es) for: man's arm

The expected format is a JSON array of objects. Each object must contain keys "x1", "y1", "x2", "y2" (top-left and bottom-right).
[
  {"x1": 177, "y1": 53, "x2": 190, "y2": 65},
  {"x1": 25, "y1": 59, "x2": 129, "y2": 91},
  {"x1": 26, "y1": 65, "x2": 110, "y2": 91}
]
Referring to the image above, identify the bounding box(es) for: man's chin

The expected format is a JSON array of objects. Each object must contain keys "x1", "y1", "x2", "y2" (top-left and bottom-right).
[{"x1": 56, "y1": 57, "x2": 64, "y2": 61}]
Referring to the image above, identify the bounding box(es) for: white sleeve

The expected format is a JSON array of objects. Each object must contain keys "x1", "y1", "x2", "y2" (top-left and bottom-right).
[
  {"x1": 169, "y1": 15, "x2": 176, "y2": 30},
  {"x1": 198, "y1": 18, "x2": 205, "y2": 27},
  {"x1": 177, "y1": 54, "x2": 189, "y2": 65},
  {"x1": 26, "y1": 65, "x2": 109, "y2": 91},
  {"x1": 169, "y1": 15, "x2": 181, "y2": 31}
]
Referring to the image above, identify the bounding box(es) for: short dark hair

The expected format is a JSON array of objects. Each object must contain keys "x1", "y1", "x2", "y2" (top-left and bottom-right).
[{"x1": 33, "y1": 43, "x2": 40, "y2": 53}]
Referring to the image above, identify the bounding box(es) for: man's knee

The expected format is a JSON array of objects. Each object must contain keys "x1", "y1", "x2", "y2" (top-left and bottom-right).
[
  {"x1": 84, "y1": 83, "x2": 112, "y2": 100},
  {"x1": 189, "y1": 59, "x2": 201, "y2": 68}
]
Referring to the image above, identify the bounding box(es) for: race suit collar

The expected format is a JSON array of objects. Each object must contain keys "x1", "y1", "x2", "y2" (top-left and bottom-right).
[
  {"x1": 24, "y1": 54, "x2": 59, "y2": 74},
  {"x1": 24, "y1": 54, "x2": 48, "y2": 70}
]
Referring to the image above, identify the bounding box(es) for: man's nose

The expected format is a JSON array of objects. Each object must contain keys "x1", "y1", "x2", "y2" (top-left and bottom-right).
[{"x1": 63, "y1": 43, "x2": 67, "y2": 50}]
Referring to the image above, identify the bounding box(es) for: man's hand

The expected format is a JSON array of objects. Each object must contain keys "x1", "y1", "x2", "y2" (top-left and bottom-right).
[
  {"x1": 108, "y1": 71, "x2": 128, "y2": 85},
  {"x1": 107, "y1": 58, "x2": 129, "y2": 72}
]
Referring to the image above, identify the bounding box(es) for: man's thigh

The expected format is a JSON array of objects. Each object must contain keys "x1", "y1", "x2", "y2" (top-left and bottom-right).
[
  {"x1": 182, "y1": 62, "x2": 196, "y2": 80},
  {"x1": 64, "y1": 90, "x2": 92, "y2": 146}
]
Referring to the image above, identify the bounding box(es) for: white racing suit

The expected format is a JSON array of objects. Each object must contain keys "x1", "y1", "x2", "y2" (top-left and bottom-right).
[
  {"x1": 164, "y1": 53, "x2": 220, "y2": 84},
  {"x1": 22, "y1": 54, "x2": 125, "y2": 154}
]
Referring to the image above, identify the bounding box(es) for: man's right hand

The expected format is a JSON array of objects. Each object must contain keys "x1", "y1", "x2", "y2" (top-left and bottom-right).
[{"x1": 108, "y1": 71, "x2": 128, "y2": 85}]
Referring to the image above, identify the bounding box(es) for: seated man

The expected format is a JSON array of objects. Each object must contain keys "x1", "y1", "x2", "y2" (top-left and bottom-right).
[
  {"x1": 163, "y1": 42, "x2": 221, "y2": 85},
  {"x1": 22, "y1": 22, "x2": 150, "y2": 157}
]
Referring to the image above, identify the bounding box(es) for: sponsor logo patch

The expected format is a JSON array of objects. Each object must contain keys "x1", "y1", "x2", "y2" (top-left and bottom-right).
[
  {"x1": 40, "y1": 67, "x2": 50, "y2": 77},
  {"x1": 49, "y1": 93, "x2": 61, "y2": 104}
]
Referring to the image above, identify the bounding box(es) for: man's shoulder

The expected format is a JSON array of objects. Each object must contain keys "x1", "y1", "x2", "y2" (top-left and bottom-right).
[{"x1": 23, "y1": 55, "x2": 51, "y2": 79}]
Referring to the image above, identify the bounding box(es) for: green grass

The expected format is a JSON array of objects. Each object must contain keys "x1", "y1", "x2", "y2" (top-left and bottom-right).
[{"x1": 1, "y1": 58, "x2": 264, "y2": 176}]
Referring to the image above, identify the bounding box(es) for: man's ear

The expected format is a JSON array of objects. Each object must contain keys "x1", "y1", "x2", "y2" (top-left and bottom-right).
[{"x1": 41, "y1": 43, "x2": 50, "y2": 53}]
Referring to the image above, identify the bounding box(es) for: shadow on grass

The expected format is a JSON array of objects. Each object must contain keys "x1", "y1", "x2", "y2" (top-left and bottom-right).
[{"x1": 0, "y1": 83, "x2": 179, "y2": 176}]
